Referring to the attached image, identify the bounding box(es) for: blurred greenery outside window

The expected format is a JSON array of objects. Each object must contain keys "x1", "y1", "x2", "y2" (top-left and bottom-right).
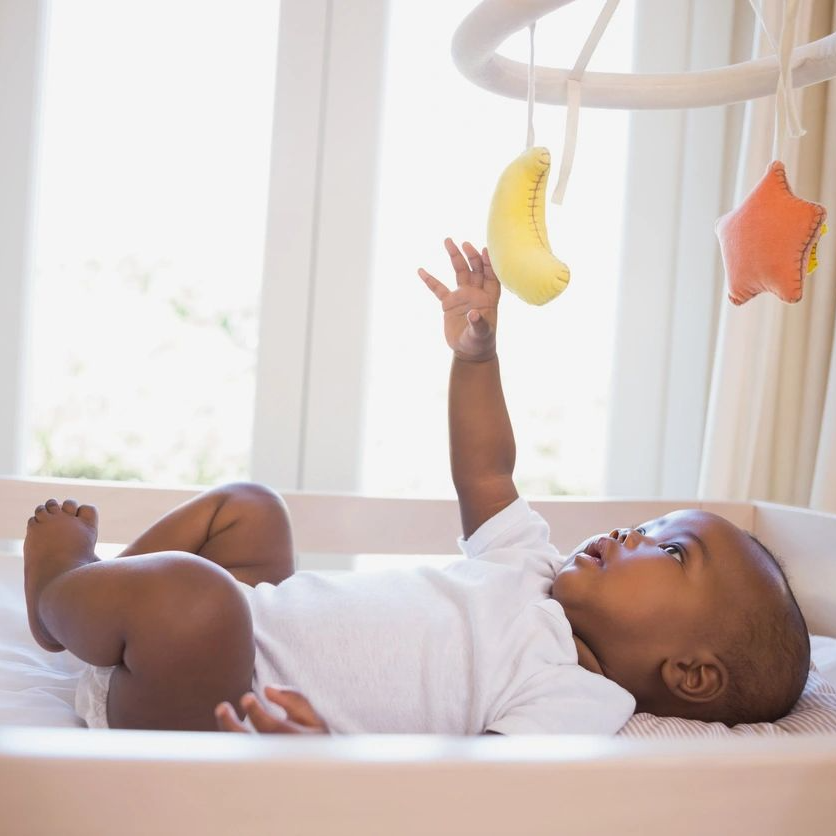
[{"x1": 28, "y1": 0, "x2": 279, "y2": 484}]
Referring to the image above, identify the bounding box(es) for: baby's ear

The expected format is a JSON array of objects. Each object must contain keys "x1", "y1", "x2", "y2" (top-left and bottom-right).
[{"x1": 660, "y1": 654, "x2": 728, "y2": 704}]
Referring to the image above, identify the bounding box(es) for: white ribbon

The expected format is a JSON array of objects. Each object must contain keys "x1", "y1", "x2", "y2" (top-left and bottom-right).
[
  {"x1": 552, "y1": 0, "x2": 621, "y2": 204},
  {"x1": 526, "y1": 23, "x2": 536, "y2": 149},
  {"x1": 748, "y1": 0, "x2": 806, "y2": 161}
]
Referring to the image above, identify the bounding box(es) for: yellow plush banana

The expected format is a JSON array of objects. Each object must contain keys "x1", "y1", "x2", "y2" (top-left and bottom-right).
[{"x1": 487, "y1": 146, "x2": 570, "y2": 306}]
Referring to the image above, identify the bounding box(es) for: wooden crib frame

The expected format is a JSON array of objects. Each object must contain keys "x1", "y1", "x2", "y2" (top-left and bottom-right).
[{"x1": 1, "y1": 476, "x2": 835, "y2": 836}]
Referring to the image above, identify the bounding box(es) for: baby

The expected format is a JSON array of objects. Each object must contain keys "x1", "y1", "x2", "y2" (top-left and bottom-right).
[{"x1": 23, "y1": 239, "x2": 810, "y2": 734}]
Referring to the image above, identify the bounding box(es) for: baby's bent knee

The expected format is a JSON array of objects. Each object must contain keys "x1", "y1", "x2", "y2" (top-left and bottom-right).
[
  {"x1": 141, "y1": 553, "x2": 252, "y2": 645},
  {"x1": 217, "y1": 481, "x2": 289, "y2": 517},
  {"x1": 219, "y1": 480, "x2": 283, "y2": 504}
]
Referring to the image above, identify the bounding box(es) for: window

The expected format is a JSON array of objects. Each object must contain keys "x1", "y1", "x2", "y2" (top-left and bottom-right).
[
  {"x1": 26, "y1": 0, "x2": 280, "y2": 483},
  {"x1": 23, "y1": 0, "x2": 636, "y2": 500},
  {"x1": 361, "y1": 0, "x2": 636, "y2": 497}
]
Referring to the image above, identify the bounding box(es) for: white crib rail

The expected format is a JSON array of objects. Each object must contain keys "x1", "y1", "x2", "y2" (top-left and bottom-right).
[
  {"x1": 0, "y1": 474, "x2": 753, "y2": 553},
  {"x1": 1, "y1": 728, "x2": 835, "y2": 835}
]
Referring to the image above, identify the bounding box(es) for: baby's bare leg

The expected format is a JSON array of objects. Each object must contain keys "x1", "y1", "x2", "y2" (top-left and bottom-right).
[
  {"x1": 24, "y1": 500, "x2": 254, "y2": 731},
  {"x1": 118, "y1": 482, "x2": 295, "y2": 587}
]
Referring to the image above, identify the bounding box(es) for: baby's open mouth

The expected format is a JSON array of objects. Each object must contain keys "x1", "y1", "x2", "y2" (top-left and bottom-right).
[{"x1": 575, "y1": 539, "x2": 606, "y2": 567}]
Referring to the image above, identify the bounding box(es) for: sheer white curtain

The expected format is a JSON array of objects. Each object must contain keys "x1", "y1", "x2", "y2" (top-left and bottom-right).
[
  {"x1": 603, "y1": 0, "x2": 742, "y2": 498},
  {"x1": 605, "y1": 0, "x2": 836, "y2": 511}
]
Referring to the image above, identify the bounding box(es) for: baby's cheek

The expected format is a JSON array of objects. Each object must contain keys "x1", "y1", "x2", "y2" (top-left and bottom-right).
[{"x1": 550, "y1": 566, "x2": 588, "y2": 608}]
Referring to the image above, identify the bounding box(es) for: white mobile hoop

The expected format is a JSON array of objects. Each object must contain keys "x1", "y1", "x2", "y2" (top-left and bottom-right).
[{"x1": 451, "y1": 0, "x2": 836, "y2": 110}]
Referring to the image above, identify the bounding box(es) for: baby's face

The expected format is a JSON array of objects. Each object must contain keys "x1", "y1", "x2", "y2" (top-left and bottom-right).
[{"x1": 551, "y1": 510, "x2": 785, "y2": 688}]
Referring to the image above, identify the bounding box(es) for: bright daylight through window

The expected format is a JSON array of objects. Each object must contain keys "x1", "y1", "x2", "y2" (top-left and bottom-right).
[
  {"x1": 27, "y1": 0, "x2": 280, "y2": 484},
  {"x1": 27, "y1": 0, "x2": 634, "y2": 498},
  {"x1": 361, "y1": 0, "x2": 635, "y2": 498}
]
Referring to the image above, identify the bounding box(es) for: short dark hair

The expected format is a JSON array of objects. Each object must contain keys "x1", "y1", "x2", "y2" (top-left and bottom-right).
[{"x1": 714, "y1": 535, "x2": 810, "y2": 726}]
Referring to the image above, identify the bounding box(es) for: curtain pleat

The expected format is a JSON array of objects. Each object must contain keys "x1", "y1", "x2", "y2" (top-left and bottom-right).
[
  {"x1": 808, "y1": 5, "x2": 836, "y2": 510},
  {"x1": 699, "y1": 0, "x2": 836, "y2": 509}
]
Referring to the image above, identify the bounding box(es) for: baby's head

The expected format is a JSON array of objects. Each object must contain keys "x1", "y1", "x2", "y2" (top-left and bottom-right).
[{"x1": 552, "y1": 509, "x2": 809, "y2": 725}]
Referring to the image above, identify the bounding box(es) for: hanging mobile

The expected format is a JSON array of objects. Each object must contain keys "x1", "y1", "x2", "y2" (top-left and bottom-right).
[{"x1": 459, "y1": 0, "x2": 836, "y2": 308}]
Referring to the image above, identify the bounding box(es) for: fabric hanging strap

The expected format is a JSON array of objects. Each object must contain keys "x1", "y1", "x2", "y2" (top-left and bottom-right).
[
  {"x1": 748, "y1": 0, "x2": 806, "y2": 161},
  {"x1": 552, "y1": 0, "x2": 621, "y2": 204},
  {"x1": 526, "y1": 23, "x2": 536, "y2": 149}
]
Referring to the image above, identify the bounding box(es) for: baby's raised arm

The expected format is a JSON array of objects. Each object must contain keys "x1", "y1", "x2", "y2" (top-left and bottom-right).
[{"x1": 419, "y1": 239, "x2": 518, "y2": 538}]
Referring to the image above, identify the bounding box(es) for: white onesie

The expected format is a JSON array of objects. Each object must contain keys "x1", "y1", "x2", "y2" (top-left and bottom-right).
[
  {"x1": 76, "y1": 497, "x2": 636, "y2": 733},
  {"x1": 240, "y1": 497, "x2": 634, "y2": 734}
]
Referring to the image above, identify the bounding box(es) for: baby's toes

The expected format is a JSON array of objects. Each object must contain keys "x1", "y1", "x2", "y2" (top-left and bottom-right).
[
  {"x1": 61, "y1": 499, "x2": 79, "y2": 515},
  {"x1": 77, "y1": 504, "x2": 99, "y2": 528},
  {"x1": 33, "y1": 504, "x2": 49, "y2": 522},
  {"x1": 44, "y1": 498, "x2": 61, "y2": 514}
]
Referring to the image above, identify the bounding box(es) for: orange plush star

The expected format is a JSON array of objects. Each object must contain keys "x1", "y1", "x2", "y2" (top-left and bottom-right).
[{"x1": 715, "y1": 160, "x2": 827, "y2": 305}]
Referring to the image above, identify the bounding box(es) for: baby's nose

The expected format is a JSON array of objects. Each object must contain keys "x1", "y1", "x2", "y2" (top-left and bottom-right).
[{"x1": 609, "y1": 528, "x2": 643, "y2": 546}]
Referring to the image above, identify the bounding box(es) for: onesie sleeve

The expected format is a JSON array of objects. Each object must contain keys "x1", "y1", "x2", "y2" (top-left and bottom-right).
[
  {"x1": 457, "y1": 497, "x2": 565, "y2": 575},
  {"x1": 484, "y1": 666, "x2": 636, "y2": 736}
]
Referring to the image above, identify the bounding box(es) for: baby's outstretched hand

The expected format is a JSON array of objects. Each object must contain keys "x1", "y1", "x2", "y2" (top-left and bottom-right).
[
  {"x1": 419, "y1": 238, "x2": 500, "y2": 363},
  {"x1": 215, "y1": 686, "x2": 330, "y2": 734}
]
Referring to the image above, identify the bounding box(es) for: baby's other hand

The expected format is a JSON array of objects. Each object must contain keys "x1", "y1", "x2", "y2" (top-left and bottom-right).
[
  {"x1": 419, "y1": 238, "x2": 500, "y2": 363},
  {"x1": 215, "y1": 686, "x2": 330, "y2": 734}
]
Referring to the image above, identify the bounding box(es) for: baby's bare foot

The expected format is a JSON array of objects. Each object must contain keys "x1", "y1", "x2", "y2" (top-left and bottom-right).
[{"x1": 23, "y1": 498, "x2": 100, "y2": 652}]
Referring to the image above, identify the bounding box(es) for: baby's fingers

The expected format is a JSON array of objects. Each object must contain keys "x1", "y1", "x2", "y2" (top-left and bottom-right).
[
  {"x1": 444, "y1": 238, "x2": 473, "y2": 287},
  {"x1": 239, "y1": 691, "x2": 295, "y2": 733},
  {"x1": 467, "y1": 309, "x2": 492, "y2": 338},
  {"x1": 482, "y1": 248, "x2": 499, "y2": 286},
  {"x1": 461, "y1": 241, "x2": 484, "y2": 286},
  {"x1": 265, "y1": 686, "x2": 328, "y2": 731},
  {"x1": 215, "y1": 701, "x2": 249, "y2": 733},
  {"x1": 418, "y1": 268, "x2": 450, "y2": 301}
]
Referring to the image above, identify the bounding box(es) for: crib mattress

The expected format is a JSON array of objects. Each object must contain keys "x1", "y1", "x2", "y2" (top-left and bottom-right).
[{"x1": 3, "y1": 549, "x2": 836, "y2": 835}]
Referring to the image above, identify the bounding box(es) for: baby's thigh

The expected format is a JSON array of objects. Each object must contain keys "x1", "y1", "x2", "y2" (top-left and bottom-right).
[{"x1": 106, "y1": 553, "x2": 255, "y2": 731}]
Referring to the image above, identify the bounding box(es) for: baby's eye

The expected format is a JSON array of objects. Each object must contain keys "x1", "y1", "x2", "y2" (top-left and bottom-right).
[
  {"x1": 636, "y1": 527, "x2": 646, "y2": 535},
  {"x1": 662, "y1": 544, "x2": 684, "y2": 563}
]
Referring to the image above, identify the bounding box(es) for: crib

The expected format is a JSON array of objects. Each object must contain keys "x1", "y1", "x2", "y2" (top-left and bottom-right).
[{"x1": 1, "y1": 475, "x2": 835, "y2": 836}]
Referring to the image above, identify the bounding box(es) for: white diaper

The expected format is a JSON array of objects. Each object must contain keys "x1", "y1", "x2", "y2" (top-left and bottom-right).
[{"x1": 75, "y1": 664, "x2": 116, "y2": 729}]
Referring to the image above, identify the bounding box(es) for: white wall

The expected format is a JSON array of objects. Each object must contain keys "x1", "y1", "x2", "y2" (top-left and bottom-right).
[{"x1": 0, "y1": 0, "x2": 48, "y2": 474}]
